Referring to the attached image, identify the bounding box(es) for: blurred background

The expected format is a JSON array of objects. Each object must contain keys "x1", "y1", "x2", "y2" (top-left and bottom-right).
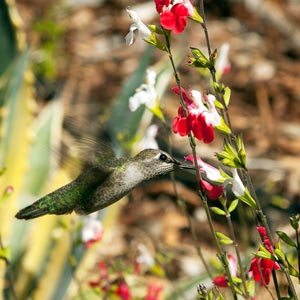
[{"x1": 0, "y1": 0, "x2": 299, "y2": 299}]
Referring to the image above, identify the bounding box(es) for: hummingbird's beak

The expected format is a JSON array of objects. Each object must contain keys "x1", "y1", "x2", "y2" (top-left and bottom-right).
[{"x1": 175, "y1": 159, "x2": 196, "y2": 170}]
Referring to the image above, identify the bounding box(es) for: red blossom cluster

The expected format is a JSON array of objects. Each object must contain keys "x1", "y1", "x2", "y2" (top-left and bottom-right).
[
  {"x1": 249, "y1": 227, "x2": 280, "y2": 286},
  {"x1": 89, "y1": 262, "x2": 163, "y2": 300},
  {"x1": 172, "y1": 87, "x2": 220, "y2": 144}
]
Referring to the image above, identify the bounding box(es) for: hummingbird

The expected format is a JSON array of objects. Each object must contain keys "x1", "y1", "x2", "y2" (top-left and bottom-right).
[{"x1": 15, "y1": 148, "x2": 194, "y2": 220}]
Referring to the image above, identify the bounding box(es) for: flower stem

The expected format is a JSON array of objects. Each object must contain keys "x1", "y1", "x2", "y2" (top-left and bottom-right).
[
  {"x1": 163, "y1": 26, "x2": 238, "y2": 300},
  {"x1": 222, "y1": 202, "x2": 251, "y2": 300}
]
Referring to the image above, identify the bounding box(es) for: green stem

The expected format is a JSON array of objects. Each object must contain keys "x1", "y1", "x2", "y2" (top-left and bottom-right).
[
  {"x1": 0, "y1": 235, "x2": 18, "y2": 300},
  {"x1": 222, "y1": 202, "x2": 251, "y2": 300},
  {"x1": 163, "y1": 27, "x2": 238, "y2": 300},
  {"x1": 296, "y1": 224, "x2": 300, "y2": 282}
]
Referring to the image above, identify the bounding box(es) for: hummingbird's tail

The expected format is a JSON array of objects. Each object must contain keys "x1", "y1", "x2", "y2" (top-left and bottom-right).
[
  {"x1": 15, "y1": 201, "x2": 50, "y2": 220},
  {"x1": 15, "y1": 187, "x2": 76, "y2": 220}
]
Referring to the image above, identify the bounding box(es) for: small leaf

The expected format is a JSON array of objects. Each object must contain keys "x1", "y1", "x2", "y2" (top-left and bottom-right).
[
  {"x1": 213, "y1": 82, "x2": 225, "y2": 94},
  {"x1": 236, "y1": 135, "x2": 247, "y2": 168},
  {"x1": 148, "y1": 24, "x2": 164, "y2": 34},
  {"x1": 215, "y1": 231, "x2": 233, "y2": 245},
  {"x1": 210, "y1": 207, "x2": 226, "y2": 216},
  {"x1": 216, "y1": 142, "x2": 245, "y2": 168},
  {"x1": 189, "y1": 7, "x2": 203, "y2": 24},
  {"x1": 224, "y1": 87, "x2": 231, "y2": 106},
  {"x1": 228, "y1": 199, "x2": 239, "y2": 213},
  {"x1": 0, "y1": 246, "x2": 10, "y2": 261},
  {"x1": 190, "y1": 47, "x2": 207, "y2": 60},
  {"x1": 287, "y1": 260, "x2": 299, "y2": 277},
  {"x1": 289, "y1": 214, "x2": 299, "y2": 230},
  {"x1": 215, "y1": 117, "x2": 231, "y2": 134},
  {"x1": 145, "y1": 33, "x2": 166, "y2": 51},
  {"x1": 238, "y1": 188, "x2": 257, "y2": 209},
  {"x1": 257, "y1": 250, "x2": 272, "y2": 260},
  {"x1": 276, "y1": 231, "x2": 296, "y2": 247},
  {"x1": 274, "y1": 248, "x2": 285, "y2": 263}
]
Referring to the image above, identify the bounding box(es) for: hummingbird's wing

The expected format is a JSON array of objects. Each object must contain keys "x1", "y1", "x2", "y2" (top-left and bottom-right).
[{"x1": 15, "y1": 118, "x2": 121, "y2": 220}]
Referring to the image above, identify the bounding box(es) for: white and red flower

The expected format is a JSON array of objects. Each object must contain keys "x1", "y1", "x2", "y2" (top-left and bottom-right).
[
  {"x1": 172, "y1": 87, "x2": 221, "y2": 143},
  {"x1": 185, "y1": 154, "x2": 224, "y2": 199},
  {"x1": 213, "y1": 254, "x2": 237, "y2": 287}
]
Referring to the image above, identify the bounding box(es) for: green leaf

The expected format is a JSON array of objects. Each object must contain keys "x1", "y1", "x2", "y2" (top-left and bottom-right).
[
  {"x1": 287, "y1": 260, "x2": 299, "y2": 277},
  {"x1": 228, "y1": 199, "x2": 239, "y2": 213},
  {"x1": 145, "y1": 32, "x2": 166, "y2": 51},
  {"x1": 237, "y1": 188, "x2": 257, "y2": 209},
  {"x1": 0, "y1": 0, "x2": 17, "y2": 76},
  {"x1": 215, "y1": 231, "x2": 233, "y2": 245},
  {"x1": 224, "y1": 87, "x2": 231, "y2": 106},
  {"x1": 106, "y1": 46, "x2": 153, "y2": 154},
  {"x1": 216, "y1": 141, "x2": 245, "y2": 168},
  {"x1": 257, "y1": 250, "x2": 272, "y2": 260},
  {"x1": 236, "y1": 135, "x2": 247, "y2": 168},
  {"x1": 289, "y1": 214, "x2": 299, "y2": 230},
  {"x1": 274, "y1": 248, "x2": 285, "y2": 263},
  {"x1": 0, "y1": 246, "x2": 10, "y2": 261},
  {"x1": 148, "y1": 24, "x2": 164, "y2": 34},
  {"x1": 189, "y1": 7, "x2": 203, "y2": 24},
  {"x1": 190, "y1": 47, "x2": 207, "y2": 60},
  {"x1": 213, "y1": 82, "x2": 225, "y2": 95},
  {"x1": 276, "y1": 231, "x2": 296, "y2": 247},
  {"x1": 210, "y1": 207, "x2": 226, "y2": 215},
  {"x1": 188, "y1": 47, "x2": 211, "y2": 68},
  {"x1": 215, "y1": 116, "x2": 231, "y2": 134}
]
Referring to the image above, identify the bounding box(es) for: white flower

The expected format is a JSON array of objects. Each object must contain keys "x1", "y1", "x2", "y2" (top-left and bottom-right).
[
  {"x1": 215, "y1": 43, "x2": 230, "y2": 75},
  {"x1": 203, "y1": 94, "x2": 221, "y2": 127},
  {"x1": 129, "y1": 69, "x2": 157, "y2": 112},
  {"x1": 81, "y1": 212, "x2": 103, "y2": 244},
  {"x1": 231, "y1": 168, "x2": 245, "y2": 197},
  {"x1": 125, "y1": 8, "x2": 151, "y2": 46},
  {"x1": 136, "y1": 244, "x2": 154, "y2": 268},
  {"x1": 136, "y1": 124, "x2": 159, "y2": 150}
]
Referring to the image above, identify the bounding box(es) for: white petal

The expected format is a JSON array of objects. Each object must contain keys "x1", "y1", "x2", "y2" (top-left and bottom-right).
[
  {"x1": 125, "y1": 24, "x2": 137, "y2": 46},
  {"x1": 231, "y1": 168, "x2": 245, "y2": 197}
]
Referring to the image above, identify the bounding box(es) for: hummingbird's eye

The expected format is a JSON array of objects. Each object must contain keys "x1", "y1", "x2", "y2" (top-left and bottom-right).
[{"x1": 159, "y1": 153, "x2": 168, "y2": 161}]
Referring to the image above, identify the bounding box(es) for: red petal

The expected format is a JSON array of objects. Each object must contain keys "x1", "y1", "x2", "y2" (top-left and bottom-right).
[
  {"x1": 160, "y1": 10, "x2": 176, "y2": 30},
  {"x1": 172, "y1": 86, "x2": 194, "y2": 106},
  {"x1": 154, "y1": 0, "x2": 170, "y2": 13},
  {"x1": 200, "y1": 179, "x2": 223, "y2": 200},
  {"x1": 170, "y1": 4, "x2": 189, "y2": 34},
  {"x1": 213, "y1": 276, "x2": 228, "y2": 287},
  {"x1": 190, "y1": 115, "x2": 203, "y2": 141},
  {"x1": 198, "y1": 114, "x2": 214, "y2": 143}
]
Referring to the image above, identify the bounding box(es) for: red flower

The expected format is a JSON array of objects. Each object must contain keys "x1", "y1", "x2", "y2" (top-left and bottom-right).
[
  {"x1": 145, "y1": 283, "x2": 164, "y2": 300},
  {"x1": 155, "y1": 0, "x2": 194, "y2": 34},
  {"x1": 200, "y1": 179, "x2": 223, "y2": 200},
  {"x1": 213, "y1": 275, "x2": 228, "y2": 287},
  {"x1": 249, "y1": 227, "x2": 280, "y2": 286},
  {"x1": 213, "y1": 254, "x2": 237, "y2": 288},
  {"x1": 185, "y1": 154, "x2": 224, "y2": 199},
  {"x1": 172, "y1": 87, "x2": 220, "y2": 143},
  {"x1": 116, "y1": 279, "x2": 131, "y2": 300},
  {"x1": 249, "y1": 256, "x2": 280, "y2": 286},
  {"x1": 155, "y1": 0, "x2": 170, "y2": 14},
  {"x1": 173, "y1": 106, "x2": 190, "y2": 136}
]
